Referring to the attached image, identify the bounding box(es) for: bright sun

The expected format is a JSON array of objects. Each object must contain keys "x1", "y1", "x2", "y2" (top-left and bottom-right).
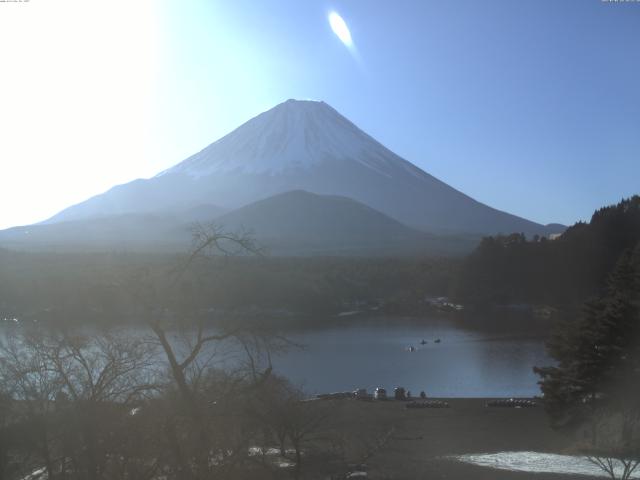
[
  {"x1": 0, "y1": 0, "x2": 159, "y2": 229},
  {"x1": 328, "y1": 11, "x2": 353, "y2": 47}
]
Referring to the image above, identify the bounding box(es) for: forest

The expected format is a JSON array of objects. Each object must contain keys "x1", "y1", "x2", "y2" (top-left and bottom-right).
[
  {"x1": 2, "y1": 197, "x2": 640, "y2": 331},
  {"x1": 0, "y1": 248, "x2": 458, "y2": 329},
  {"x1": 456, "y1": 196, "x2": 640, "y2": 307},
  {"x1": 0, "y1": 198, "x2": 639, "y2": 479}
]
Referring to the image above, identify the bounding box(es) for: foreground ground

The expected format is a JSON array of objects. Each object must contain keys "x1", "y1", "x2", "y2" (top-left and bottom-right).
[{"x1": 309, "y1": 398, "x2": 589, "y2": 480}]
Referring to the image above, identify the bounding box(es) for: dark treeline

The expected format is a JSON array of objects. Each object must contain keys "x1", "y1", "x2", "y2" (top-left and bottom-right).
[
  {"x1": 456, "y1": 196, "x2": 640, "y2": 307},
  {"x1": 0, "y1": 251, "x2": 459, "y2": 328},
  {"x1": 3, "y1": 196, "x2": 640, "y2": 329}
]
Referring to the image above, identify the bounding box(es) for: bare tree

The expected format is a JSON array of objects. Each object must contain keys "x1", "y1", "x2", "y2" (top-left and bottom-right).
[
  {"x1": 127, "y1": 223, "x2": 286, "y2": 479},
  {"x1": 582, "y1": 411, "x2": 640, "y2": 480},
  {"x1": 0, "y1": 328, "x2": 159, "y2": 480},
  {"x1": 586, "y1": 454, "x2": 639, "y2": 480},
  {"x1": 0, "y1": 330, "x2": 64, "y2": 479}
]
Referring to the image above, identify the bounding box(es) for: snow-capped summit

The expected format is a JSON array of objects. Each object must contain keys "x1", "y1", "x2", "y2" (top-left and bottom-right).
[
  {"x1": 162, "y1": 99, "x2": 422, "y2": 179},
  {"x1": 44, "y1": 99, "x2": 560, "y2": 237}
]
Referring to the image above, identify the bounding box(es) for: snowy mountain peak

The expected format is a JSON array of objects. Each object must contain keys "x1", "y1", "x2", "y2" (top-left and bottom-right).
[
  {"x1": 161, "y1": 99, "x2": 423, "y2": 179},
  {"x1": 41, "y1": 98, "x2": 557, "y2": 237}
]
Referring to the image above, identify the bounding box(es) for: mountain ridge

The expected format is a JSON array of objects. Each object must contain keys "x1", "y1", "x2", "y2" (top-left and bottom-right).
[
  {"x1": 0, "y1": 190, "x2": 479, "y2": 255},
  {"x1": 41, "y1": 99, "x2": 563, "y2": 238}
]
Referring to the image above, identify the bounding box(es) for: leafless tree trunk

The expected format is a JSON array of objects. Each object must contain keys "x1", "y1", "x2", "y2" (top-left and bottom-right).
[
  {"x1": 1, "y1": 329, "x2": 158, "y2": 480},
  {"x1": 587, "y1": 456, "x2": 639, "y2": 480},
  {"x1": 133, "y1": 224, "x2": 282, "y2": 479}
]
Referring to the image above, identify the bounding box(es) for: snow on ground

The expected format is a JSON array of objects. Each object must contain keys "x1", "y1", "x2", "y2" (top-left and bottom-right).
[
  {"x1": 452, "y1": 451, "x2": 640, "y2": 478},
  {"x1": 247, "y1": 446, "x2": 297, "y2": 468},
  {"x1": 20, "y1": 467, "x2": 46, "y2": 480}
]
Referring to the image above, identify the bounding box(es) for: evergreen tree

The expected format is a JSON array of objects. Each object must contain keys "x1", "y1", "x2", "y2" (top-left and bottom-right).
[
  {"x1": 535, "y1": 243, "x2": 640, "y2": 452},
  {"x1": 457, "y1": 196, "x2": 640, "y2": 305}
]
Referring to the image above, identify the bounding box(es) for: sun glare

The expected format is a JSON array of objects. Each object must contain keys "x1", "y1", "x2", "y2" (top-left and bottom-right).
[
  {"x1": 0, "y1": 0, "x2": 159, "y2": 229},
  {"x1": 328, "y1": 11, "x2": 353, "y2": 47}
]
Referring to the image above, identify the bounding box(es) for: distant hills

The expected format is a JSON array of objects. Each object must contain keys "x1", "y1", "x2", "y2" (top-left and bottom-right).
[
  {"x1": 0, "y1": 191, "x2": 477, "y2": 255},
  {"x1": 215, "y1": 190, "x2": 477, "y2": 255},
  {"x1": 0, "y1": 99, "x2": 564, "y2": 255}
]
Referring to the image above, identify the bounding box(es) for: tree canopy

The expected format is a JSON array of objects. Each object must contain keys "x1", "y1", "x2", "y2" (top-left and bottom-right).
[
  {"x1": 534, "y1": 242, "x2": 640, "y2": 478},
  {"x1": 457, "y1": 196, "x2": 640, "y2": 306}
]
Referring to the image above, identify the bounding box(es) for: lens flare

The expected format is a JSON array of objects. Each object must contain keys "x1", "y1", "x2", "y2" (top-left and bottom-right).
[{"x1": 328, "y1": 11, "x2": 353, "y2": 47}]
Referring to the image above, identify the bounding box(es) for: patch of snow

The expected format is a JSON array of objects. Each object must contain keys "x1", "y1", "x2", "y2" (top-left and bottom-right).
[
  {"x1": 248, "y1": 447, "x2": 296, "y2": 456},
  {"x1": 21, "y1": 467, "x2": 47, "y2": 480},
  {"x1": 159, "y1": 100, "x2": 426, "y2": 180},
  {"x1": 453, "y1": 451, "x2": 640, "y2": 478},
  {"x1": 247, "y1": 446, "x2": 298, "y2": 468},
  {"x1": 346, "y1": 472, "x2": 367, "y2": 478}
]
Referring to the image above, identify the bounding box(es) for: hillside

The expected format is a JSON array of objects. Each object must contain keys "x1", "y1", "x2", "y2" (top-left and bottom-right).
[{"x1": 215, "y1": 190, "x2": 476, "y2": 255}]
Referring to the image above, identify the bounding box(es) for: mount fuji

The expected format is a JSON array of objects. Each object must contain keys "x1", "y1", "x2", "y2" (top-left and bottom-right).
[{"x1": 1, "y1": 99, "x2": 562, "y2": 254}]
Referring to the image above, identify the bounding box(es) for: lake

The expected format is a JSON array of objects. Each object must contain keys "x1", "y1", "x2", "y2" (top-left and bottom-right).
[
  {"x1": 1, "y1": 313, "x2": 553, "y2": 398},
  {"x1": 270, "y1": 315, "x2": 552, "y2": 397}
]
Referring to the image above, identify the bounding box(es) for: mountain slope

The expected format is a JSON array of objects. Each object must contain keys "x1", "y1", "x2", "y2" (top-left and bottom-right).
[
  {"x1": 47, "y1": 99, "x2": 562, "y2": 236},
  {"x1": 0, "y1": 190, "x2": 477, "y2": 255},
  {"x1": 217, "y1": 190, "x2": 418, "y2": 240},
  {"x1": 0, "y1": 204, "x2": 226, "y2": 252},
  {"x1": 214, "y1": 190, "x2": 474, "y2": 255},
  {"x1": 0, "y1": 213, "x2": 188, "y2": 251}
]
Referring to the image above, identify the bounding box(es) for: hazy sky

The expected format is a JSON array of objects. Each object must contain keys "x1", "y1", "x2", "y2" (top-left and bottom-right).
[{"x1": 0, "y1": 0, "x2": 638, "y2": 229}]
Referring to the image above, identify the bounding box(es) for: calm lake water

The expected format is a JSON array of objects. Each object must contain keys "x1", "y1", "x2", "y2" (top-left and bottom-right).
[
  {"x1": 271, "y1": 316, "x2": 552, "y2": 397},
  {"x1": 1, "y1": 314, "x2": 553, "y2": 398}
]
